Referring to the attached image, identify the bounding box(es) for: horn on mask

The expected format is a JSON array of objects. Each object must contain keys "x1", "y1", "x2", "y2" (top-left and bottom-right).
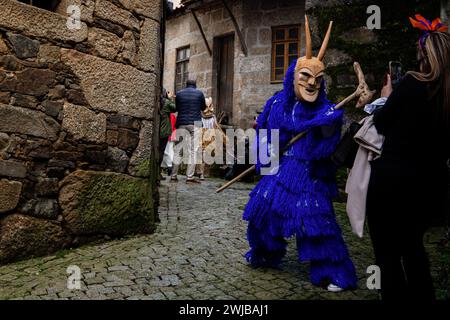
[
  {"x1": 318, "y1": 21, "x2": 333, "y2": 61},
  {"x1": 305, "y1": 15, "x2": 313, "y2": 59}
]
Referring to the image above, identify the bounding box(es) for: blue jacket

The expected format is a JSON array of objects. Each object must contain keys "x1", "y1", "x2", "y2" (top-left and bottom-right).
[{"x1": 175, "y1": 84, "x2": 206, "y2": 127}]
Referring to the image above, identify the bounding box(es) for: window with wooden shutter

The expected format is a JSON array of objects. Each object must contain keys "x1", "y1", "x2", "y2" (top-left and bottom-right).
[{"x1": 271, "y1": 25, "x2": 301, "y2": 83}]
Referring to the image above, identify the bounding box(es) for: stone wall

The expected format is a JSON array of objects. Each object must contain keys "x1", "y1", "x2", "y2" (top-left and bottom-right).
[
  {"x1": 240, "y1": 0, "x2": 305, "y2": 128},
  {"x1": 164, "y1": 1, "x2": 239, "y2": 111},
  {"x1": 163, "y1": 0, "x2": 305, "y2": 128},
  {"x1": 0, "y1": 0, "x2": 163, "y2": 264}
]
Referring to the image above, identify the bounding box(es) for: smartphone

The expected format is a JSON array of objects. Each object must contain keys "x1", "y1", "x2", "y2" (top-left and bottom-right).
[{"x1": 389, "y1": 61, "x2": 403, "y2": 90}]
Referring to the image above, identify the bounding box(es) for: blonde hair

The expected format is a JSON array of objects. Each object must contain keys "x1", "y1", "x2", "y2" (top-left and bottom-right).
[{"x1": 408, "y1": 32, "x2": 450, "y2": 125}]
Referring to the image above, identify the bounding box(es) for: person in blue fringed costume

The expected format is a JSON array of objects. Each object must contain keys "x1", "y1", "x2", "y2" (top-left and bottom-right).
[{"x1": 243, "y1": 17, "x2": 357, "y2": 292}]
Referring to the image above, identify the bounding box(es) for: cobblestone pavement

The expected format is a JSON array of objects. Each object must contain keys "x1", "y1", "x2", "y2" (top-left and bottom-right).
[{"x1": 0, "y1": 177, "x2": 446, "y2": 300}]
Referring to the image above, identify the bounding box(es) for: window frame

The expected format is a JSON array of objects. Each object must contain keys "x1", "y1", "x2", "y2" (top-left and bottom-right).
[
  {"x1": 174, "y1": 46, "x2": 191, "y2": 93},
  {"x1": 271, "y1": 24, "x2": 301, "y2": 84}
]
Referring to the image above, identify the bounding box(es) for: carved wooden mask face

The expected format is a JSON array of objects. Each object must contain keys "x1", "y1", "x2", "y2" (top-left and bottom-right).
[
  {"x1": 294, "y1": 58, "x2": 325, "y2": 103},
  {"x1": 294, "y1": 16, "x2": 333, "y2": 103}
]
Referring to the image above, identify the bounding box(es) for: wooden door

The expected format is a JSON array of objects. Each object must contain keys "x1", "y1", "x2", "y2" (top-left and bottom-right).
[{"x1": 215, "y1": 34, "x2": 235, "y2": 125}]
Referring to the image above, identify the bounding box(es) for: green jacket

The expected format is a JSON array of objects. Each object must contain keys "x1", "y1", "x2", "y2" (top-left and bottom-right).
[{"x1": 160, "y1": 98, "x2": 176, "y2": 139}]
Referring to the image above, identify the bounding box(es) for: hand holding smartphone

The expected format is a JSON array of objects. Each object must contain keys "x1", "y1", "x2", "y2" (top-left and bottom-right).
[{"x1": 389, "y1": 61, "x2": 403, "y2": 90}]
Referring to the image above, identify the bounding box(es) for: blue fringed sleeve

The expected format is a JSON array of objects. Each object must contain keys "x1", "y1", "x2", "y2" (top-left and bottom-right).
[{"x1": 253, "y1": 95, "x2": 279, "y2": 175}]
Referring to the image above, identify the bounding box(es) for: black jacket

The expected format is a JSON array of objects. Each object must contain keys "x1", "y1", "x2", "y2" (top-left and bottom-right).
[
  {"x1": 175, "y1": 84, "x2": 206, "y2": 127},
  {"x1": 369, "y1": 74, "x2": 449, "y2": 219}
]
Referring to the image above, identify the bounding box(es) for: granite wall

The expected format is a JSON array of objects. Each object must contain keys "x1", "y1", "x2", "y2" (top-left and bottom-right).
[
  {"x1": 0, "y1": 0, "x2": 163, "y2": 264},
  {"x1": 164, "y1": 0, "x2": 305, "y2": 128}
]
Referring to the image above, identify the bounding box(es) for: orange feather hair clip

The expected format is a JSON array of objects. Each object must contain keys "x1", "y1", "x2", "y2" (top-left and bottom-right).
[{"x1": 409, "y1": 14, "x2": 448, "y2": 32}]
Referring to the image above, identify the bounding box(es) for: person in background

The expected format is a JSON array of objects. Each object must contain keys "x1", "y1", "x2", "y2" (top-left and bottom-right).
[
  {"x1": 195, "y1": 97, "x2": 216, "y2": 180},
  {"x1": 171, "y1": 79, "x2": 206, "y2": 183},
  {"x1": 366, "y1": 16, "x2": 449, "y2": 300},
  {"x1": 161, "y1": 112, "x2": 177, "y2": 177},
  {"x1": 159, "y1": 89, "x2": 176, "y2": 181}
]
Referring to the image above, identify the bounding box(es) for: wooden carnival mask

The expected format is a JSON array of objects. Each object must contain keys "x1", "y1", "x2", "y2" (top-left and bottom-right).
[{"x1": 294, "y1": 16, "x2": 333, "y2": 103}]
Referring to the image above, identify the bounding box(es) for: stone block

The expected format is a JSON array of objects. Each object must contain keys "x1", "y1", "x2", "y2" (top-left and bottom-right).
[
  {"x1": 128, "y1": 120, "x2": 153, "y2": 177},
  {"x1": 21, "y1": 198, "x2": 59, "y2": 219},
  {"x1": 136, "y1": 19, "x2": 160, "y2": 72},
  {"x1": 0, "y1": 214, "x2": 70, "y2": 264},
  {"x1": 117, "y1": 0, "x2": 162, "y2": 21},
  {"x1": 0, "y1": 92, "x2": 10, "y2": 104},
  {"x1": 106, "y1": 147, "x2": 129, "y2": 173},
  {"x1": 0, "y1": 179, "x2": 22, "y2": 213},
  {"x1": 106, "y1": 130, "x2": 119, "y2": 146},
  {"x1": 25, "y1": 141, "x2": 52, "y2": 159},
  {"x1": 10, "y1": 68, "x2": 56, "y2": 96},
  {"x1": 85, "y1": 150, "x2": 107, "y2": 165},
  {"x1": 106, "y1": 114, "x2": 140, "y2": 130},
  {"x1": 0, "y1": 104, "x2": 60, "y2": 140},
  {"x1": 0, "y1": 35, "x2": 8, "y2": 54},
  {"x1": 66, "y1": 89, "x2": 89, "y2": 106},
  {"x1": 56, "y1": 0, "x2": 95, "y2": 24},
  {"x1": 94, "y1": 0, "x2": 140, "y2": 30},
  {"x1": 62, "y1": 102, "x2": 107, "y2": 144},
  {"x1": 52, "y1": 151, "x2": 84, "y2": 161},
  {"x1": 35, "y1": 178, "x2": 59, "y2": 196},
  {"x1": 0, "y1": 160, "x2": 27, "y2": 178},
  {"x1": 240, "y1": 55, "x2": 271, "y2": 73},
  {"x1": 117, "y1": 128, "x2": 139, "y2": 152},
  {"x1": 0, "y1": 55, "x2": 24, "y2": 71},
  {"x1": 37, "y1": 44, "x2": 62, "y2": 64},
  {"x1": 258, "y1": 27, "x2": 271, "y2": 45},
  {"x1": 11, "y1": 93, "x2": 38, "y2": 109},
  {"x1": 0, "y1": 133, "x2": 9, "y2": 152},
  {"x1": 0, "y1": 0, "x2": 87, "y2": 43},
  {"x1": 47, "y1": 85, "x2": 66, "y2": 100},
  {"x1": 61, "y1": 49, "x2": 156, "y2": 119},
  {"x1": 42, "y1": 100, "x2": 63, "y2": 117},
  {"x1": 88, "y1": 27, "x2": 121, "y2": 60},
  {"x1": 59, "y1": 170, "x2": 155, "y2": 236},
  {"x1": 117, "y1": 30, "x2": 136, "y2": 64},
  {"x1": 6, "y1": 33, "x2": 40, "y2": 59},
  {"x1": 47, "y1": 159, "x2": 76, "y2": 169},
  {"x1": 94, "y1": 18, "x2": 126, "y2": 37}
]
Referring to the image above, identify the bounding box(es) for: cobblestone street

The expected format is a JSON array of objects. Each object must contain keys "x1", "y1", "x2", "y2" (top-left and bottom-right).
[{"x1": 1, "y1": 177, "x2": 445, "y2": 300}]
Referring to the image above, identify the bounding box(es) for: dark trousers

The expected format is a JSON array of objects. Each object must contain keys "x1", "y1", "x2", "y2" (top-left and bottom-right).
[{"x1": 366, "y1": 170, "x2": 435, "y2": 300}]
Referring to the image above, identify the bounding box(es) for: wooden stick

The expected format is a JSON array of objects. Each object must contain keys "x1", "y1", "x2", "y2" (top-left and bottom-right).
[
  {"x1": 215, "y1": 62, "x2": 374, "y2": 193},
  {"x1": 221, "y1": 0, "x2": 248, "y2": 56},
  {"x1": 191, "y1": 10, "x2": 212, "y2": 56},
  {"x1": 215, "y1": 166, "x2": 256, "y2": 193}
]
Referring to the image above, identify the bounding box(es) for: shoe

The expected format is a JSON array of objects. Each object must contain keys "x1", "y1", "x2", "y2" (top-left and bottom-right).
[
  {"x1": 170, "y1": 176, "x2": 178, "y2": 182},
  {"x1": 327, "y1": 284, "x2": 344, "y2": 292},
  {"x1": 159, "y1": 174, "x2": 166, "y2": 181},
  {"x1": 186, "y1": 179, "x2": 201, "y2": 184},
  {"x1": 199, "y1": 174, "x2": 205, "y2": 181}
]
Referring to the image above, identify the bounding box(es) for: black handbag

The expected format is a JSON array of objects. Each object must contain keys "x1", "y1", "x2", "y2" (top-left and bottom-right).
[{"x1": 331, "y1": 122, "x2": 362, "y2": 168}]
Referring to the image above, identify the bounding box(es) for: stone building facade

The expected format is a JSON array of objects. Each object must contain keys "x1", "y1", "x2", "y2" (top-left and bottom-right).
[
  {"x1": 0, "y1": 0, "x2": 163, "y2": 264},
  {"x1": 164, "y1": 0, "x2": 306, "y2": 128},
  {"x1": 164, "y1": 0, "x2": 446, "y2": 128}
]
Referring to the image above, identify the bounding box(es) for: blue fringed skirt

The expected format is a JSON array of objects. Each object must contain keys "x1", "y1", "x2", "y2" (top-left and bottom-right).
[{"x1": 243, "y1": 155, "x2": 357, "y2": 289}]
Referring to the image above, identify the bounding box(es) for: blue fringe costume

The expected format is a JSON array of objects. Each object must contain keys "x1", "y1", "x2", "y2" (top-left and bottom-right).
[{"x1": 243, "y1": 61, "x2": 357, "y2": 289}]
